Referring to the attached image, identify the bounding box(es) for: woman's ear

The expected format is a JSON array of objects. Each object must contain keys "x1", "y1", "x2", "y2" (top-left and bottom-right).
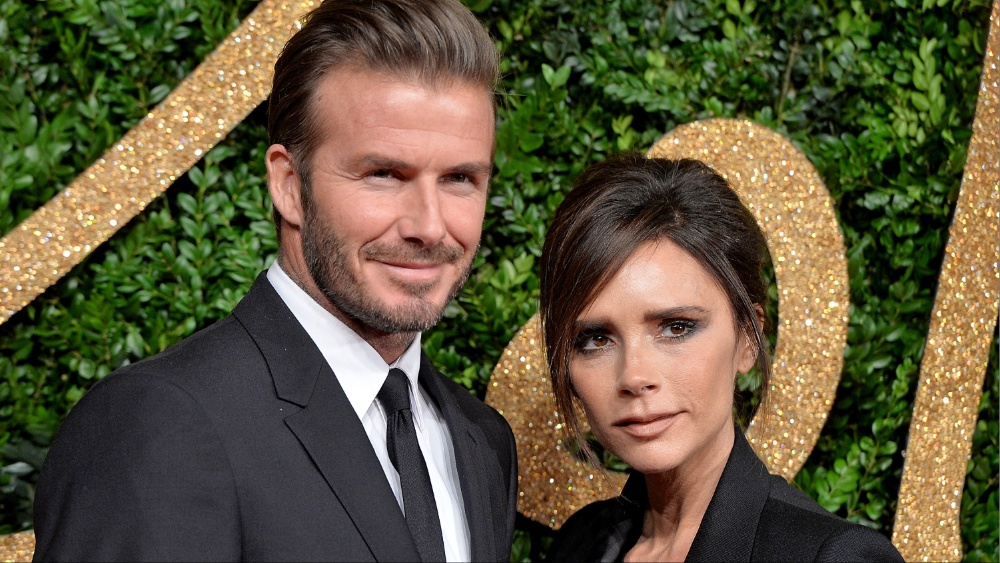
[
  {"x1": 736, "y1": 304, "x2": 766, "y2": 374},
  {"x1": 266, "y1": 144, "x2": 305, "y2": 228}
]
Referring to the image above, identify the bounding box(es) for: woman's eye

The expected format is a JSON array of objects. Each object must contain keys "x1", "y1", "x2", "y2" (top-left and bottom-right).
[
  {"x1": 575, "y1": 331, "x2": 611, "y2": 351},
  {"x1": 586, "y1": 335, "x2": 610, "y2": 348},
  {"x1": 663, "y1": 321, "x2": 694, "y2": 338}
]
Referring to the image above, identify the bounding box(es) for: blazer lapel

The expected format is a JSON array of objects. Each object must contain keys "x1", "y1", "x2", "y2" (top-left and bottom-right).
[
  {"x1": 233, "y1": 273, "x2": 419, "y2": 562},
  {"x1": 283, "y1": 372, "x2": 419, "y2": 562},
  {"x1": 686, "y1": 427, "x2": 771, "y2": 562},
  {"x1": 452, "y1": 424, "x2": 501, "y2": 561},
  {"x1": 418, "y1": 356, "x2": 501, "y2": 562}
]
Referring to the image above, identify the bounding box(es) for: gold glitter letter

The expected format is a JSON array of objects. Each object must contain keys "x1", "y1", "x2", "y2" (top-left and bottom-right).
[
  {"x1": 0, "y1": 0, "x2": 314, "y2": 324},
  {"x1": 891, "y1": 4, "x2": 1000, "y2": 561}
]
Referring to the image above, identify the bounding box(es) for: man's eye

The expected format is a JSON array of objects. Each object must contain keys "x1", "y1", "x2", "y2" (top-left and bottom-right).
[
  {"x1": 446, "y1": 173, "x2": 471, "y2": 183},
  {"x1": 370, "y1": 169, "x2": 394, "y2": 178}
]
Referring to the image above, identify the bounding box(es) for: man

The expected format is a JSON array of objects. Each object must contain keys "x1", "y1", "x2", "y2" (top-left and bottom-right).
[{"x1": 31, "y1": 0, "x2": 517, "y2": 561}]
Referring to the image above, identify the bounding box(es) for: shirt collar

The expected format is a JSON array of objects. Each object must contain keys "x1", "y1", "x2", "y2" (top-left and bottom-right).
[{"x1": 266, "y1": 261, "x2": 425, "y2": 427}]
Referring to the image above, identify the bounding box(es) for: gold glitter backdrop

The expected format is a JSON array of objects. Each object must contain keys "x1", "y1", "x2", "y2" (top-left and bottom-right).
[
  {"x1": 0, "y1": 533, "x2": 32, "y2": 563},
  {"x1": 0, "y1": 1, "x2": 997, "y2": 561},
  {"x1": 0, "y1": 0, "x2": 315, "y2": 324},
  {"x1": 891, "y1": 2, "x2": 1000, "y2": 561}
]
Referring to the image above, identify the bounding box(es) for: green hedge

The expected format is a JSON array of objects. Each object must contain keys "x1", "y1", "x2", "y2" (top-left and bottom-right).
[{"x1": 1, "y1": 0, "x2": 996, "y2": 560}]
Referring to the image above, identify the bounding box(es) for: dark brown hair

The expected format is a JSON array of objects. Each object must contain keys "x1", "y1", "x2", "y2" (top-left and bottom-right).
[
  {"x1": 267, "y1": 0, "x2": 500, "y2": 235},
  {"x1": 539, "y1": 153, "x2": 771, "y2": 465}
]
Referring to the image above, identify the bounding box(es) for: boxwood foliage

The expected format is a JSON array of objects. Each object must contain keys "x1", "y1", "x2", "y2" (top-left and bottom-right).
[{"x1": 0, "y1": 0, "x2": 996, "y2": 560}]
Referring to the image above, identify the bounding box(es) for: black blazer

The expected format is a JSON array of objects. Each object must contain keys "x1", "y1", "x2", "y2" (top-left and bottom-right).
[
  {"x1": 548, "y1": 428, "x2": 902, "y2": 562},
  {"x1": 32, "y1": 273, "x2": 517, "y2": 562}
]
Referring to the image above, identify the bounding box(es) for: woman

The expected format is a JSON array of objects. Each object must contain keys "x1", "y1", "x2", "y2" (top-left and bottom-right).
[{"x1": 540, "y1": 155, "x2": 902, "y2": 562}]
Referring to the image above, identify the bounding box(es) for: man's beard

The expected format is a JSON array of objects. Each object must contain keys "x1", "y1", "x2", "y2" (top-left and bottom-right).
[{"x1": 301, "y1": 205, "x2": 475, "y2": 334}]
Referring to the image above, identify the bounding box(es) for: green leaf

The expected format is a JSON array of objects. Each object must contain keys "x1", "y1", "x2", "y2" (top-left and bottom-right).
[
  {"x1": 518, "y1": 132, "x2": 544, "y2": 153},
  {"x1": 911, "y1": 92, "x2": 930, "y2": 111},
  {"x1": 722, "y1": 19, "x2": 737, "y2": 39}
]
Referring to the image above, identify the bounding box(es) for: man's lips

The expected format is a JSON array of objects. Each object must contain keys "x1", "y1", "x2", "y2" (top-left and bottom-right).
[
  {"x1": 381, "y1": 260, "x2": 442, "y2": 269},
  {"x1": 613, "y1": 412, "x2": 679, "y2": 438},
  {"x1": 376, "y1": 259, "x2": 448, "y2": 284}
]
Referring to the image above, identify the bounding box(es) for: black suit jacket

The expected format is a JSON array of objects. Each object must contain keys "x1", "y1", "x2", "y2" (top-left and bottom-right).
[
  {"x1": 32, "y1": 273, "x2": 518, "y2": 562},
  {"x1": 548, "y1": 428, "x2": 902, "y2": 562}
]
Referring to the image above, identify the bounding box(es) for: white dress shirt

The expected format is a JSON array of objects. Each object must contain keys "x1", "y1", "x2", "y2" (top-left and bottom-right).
[{"x1": 267, "y1": 262, "x2": 471, "y2": 561}]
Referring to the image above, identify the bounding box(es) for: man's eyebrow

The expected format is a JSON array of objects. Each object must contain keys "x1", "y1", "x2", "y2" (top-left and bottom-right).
[
  {"x1": 351, "y1": 155, "x2": 412, "y2": 170},
  {"x1": 348, "y1": 156, "x2": 492, "y2": 178},
  {"x1": 448, "y1": 162, "x2": 494, "y2": 178}
]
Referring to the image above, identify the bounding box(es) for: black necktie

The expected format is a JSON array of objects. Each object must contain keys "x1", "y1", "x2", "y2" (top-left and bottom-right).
[{"x1": 378, "y1": 368, "x2": 447, "y2": 562}]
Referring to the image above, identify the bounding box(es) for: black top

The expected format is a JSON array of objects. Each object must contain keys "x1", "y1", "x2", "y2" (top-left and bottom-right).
[{"x1": 548, "y1": 428, "x2": 903, "y2": 562}]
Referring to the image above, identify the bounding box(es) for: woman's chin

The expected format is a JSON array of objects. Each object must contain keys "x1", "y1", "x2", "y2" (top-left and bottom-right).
[{"x1": 611, "y1": 445, "x2": 682, "y2": 476}]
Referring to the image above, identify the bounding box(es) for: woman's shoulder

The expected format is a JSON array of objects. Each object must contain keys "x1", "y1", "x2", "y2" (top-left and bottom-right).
[{"x1": 754, "y1": 475, "x2": 903, "y2": 562}]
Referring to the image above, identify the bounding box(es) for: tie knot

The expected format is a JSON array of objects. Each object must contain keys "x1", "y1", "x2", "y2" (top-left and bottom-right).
[{"x1": 378, "y1": 368, "x2": 412, "y2": 415}]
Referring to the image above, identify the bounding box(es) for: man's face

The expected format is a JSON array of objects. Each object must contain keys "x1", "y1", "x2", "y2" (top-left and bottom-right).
[{"x1": 295, "y1": 67, "x2": 494, "y2": 334}]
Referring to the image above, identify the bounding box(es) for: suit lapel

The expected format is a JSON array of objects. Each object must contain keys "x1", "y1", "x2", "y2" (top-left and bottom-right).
[
  {"x1": 283, "y1": 371, "x2": 419, "y2": 562},
  {"x1": 233, "y1": 273, "x2": 419, "y2": 562},
  {"x1": 418, "y1": 356, "x2": 501, "y2": 562},
  {"x1": 686, "y1": 426, "x2": 771, "y2": 562}
]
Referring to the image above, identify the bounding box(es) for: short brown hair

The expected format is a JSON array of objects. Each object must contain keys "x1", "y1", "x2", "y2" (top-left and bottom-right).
[
  {"x1": 539, "y1": 154, "x2": 772, "y2": 466},
  {"x1": 267, "y1": 0, "x2": 500, "y2": 233}
]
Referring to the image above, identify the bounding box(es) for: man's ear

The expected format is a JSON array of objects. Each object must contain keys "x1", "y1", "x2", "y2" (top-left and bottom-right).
[
  {"x1": 737, "y1": 304, "x2": 766, "y2": 375},
  {"x1": 266, "y1": 144, "x2": 305, "y2": 228}
]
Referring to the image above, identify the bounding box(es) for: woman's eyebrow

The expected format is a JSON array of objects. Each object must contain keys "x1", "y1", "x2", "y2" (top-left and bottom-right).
[
  {"x1": 572, "y1": 320, "x2": 607, "y2": 332},
  {"x1": 643, "y1": 306, "x2": 710, "y2": 323}
]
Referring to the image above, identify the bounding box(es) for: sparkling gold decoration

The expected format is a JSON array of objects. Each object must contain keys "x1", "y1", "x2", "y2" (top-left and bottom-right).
[
  {"x1": 0, "y1": 532, "x2": 34, "y2": 563},
  {"x1": 485, "y1": 315, "x2": 629, "y2": 528},
  {"x1": 0, "y1": 0, "x2": 992, "y2": 557},
  {"x1": 651, "y1": 120, "x2": 849, "y2": 480},
  {"x1": 0, "y1": 0, "x2": 315, "y2": 325},
  {"x1": 891, "y1": 4, "x2": 1000, "y2": 561},
  {"x1": 486, "y1": 118, "x2": 850, "y2": 528}
]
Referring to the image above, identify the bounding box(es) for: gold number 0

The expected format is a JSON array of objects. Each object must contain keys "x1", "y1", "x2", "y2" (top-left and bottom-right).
[{"x1": 485, "y1": 6, "x2": 998, "y2": 561}]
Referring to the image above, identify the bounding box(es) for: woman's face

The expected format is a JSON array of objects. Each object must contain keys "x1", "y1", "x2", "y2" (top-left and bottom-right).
[{"x1": 569, "y1": 238, "x2": 756, "y2": 476}]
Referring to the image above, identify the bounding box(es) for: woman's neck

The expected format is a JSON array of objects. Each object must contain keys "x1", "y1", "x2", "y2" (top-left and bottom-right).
[{"x1": 625, "y1": 424, "x2": 735, "y2": 562}]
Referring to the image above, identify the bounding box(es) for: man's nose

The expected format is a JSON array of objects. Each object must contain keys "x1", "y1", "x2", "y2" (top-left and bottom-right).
[{"x1": 397, "y1": 180, "x2": 447, "y2": 247}]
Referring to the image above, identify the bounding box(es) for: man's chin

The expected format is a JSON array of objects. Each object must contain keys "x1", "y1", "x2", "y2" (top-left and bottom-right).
[
  {"x1": 383, "y1": 298, "x2": 449, "y2": 325},
  {"x1": 343, "y1": 293, "x2": 451, "y2": 334}
]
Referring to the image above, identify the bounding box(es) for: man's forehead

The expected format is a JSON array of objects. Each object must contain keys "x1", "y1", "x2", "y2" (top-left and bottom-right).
[{"x1": 312, "y1": 63, "x2": 496, "y2": 108}]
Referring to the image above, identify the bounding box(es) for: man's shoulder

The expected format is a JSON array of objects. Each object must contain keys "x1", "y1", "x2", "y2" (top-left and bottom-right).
[
  {"x1": 80, "y1": 312, "x2": 266, "y2": 413},
  {"x1": 110, "y1": 314, "x2": 253, "y2": 377}
]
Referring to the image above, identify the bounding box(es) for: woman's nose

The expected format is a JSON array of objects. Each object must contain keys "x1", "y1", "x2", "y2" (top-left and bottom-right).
[{"x1": 617, "y1": 346, "x2": 659, "y2": 396}]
